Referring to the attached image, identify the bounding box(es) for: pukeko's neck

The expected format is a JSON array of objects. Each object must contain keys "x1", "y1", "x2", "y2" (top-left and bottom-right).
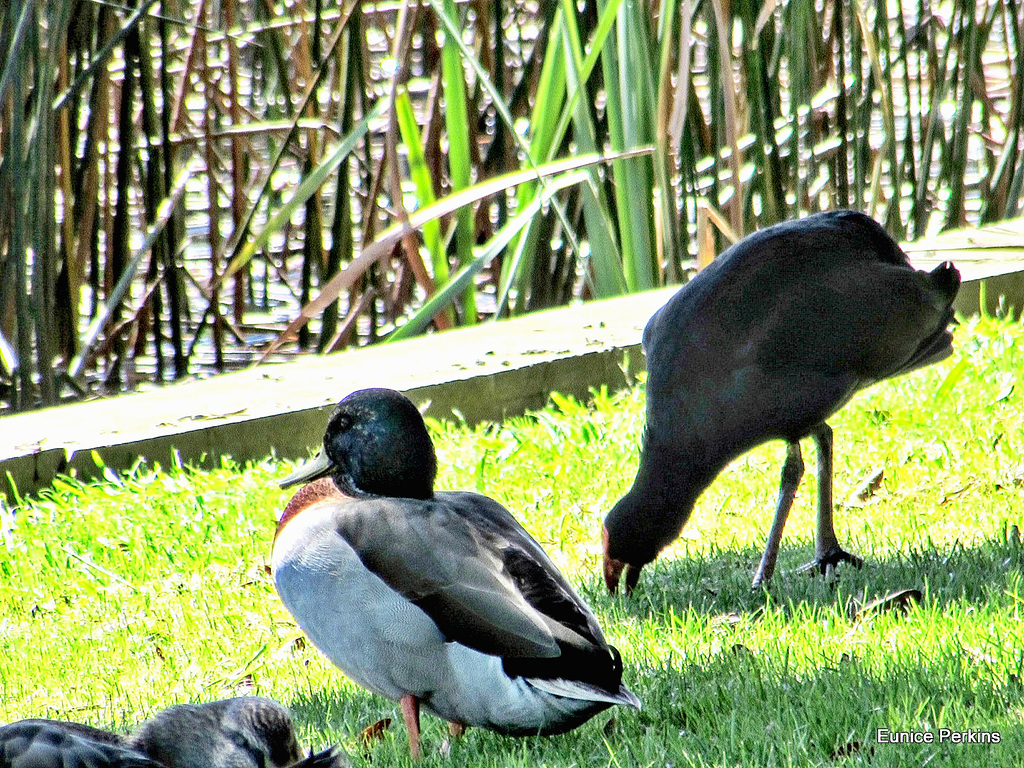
[{"x1": 606, "y1": 435, "x2": 723, "y2": 568}]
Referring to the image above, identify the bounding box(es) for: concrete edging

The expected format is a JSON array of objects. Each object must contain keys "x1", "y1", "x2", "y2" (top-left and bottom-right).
[{"x1": 2, "y1": 245, "x2": 1022, "y2": 502}]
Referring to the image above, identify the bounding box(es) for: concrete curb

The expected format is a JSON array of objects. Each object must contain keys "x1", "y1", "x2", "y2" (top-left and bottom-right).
[{"x1": 2, "y1": 243, "x2": 1022, "y2": 501}]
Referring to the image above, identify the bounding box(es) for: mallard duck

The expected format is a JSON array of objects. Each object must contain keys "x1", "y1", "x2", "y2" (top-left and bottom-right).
[
  {"x1": 603, "y1": 210, "x2": 960, "y2": 592},
  {"x1": 0, "y1": 697, "x2": 341, "y2": 768},
  {"x1": 0, "y1": 719, "x2": 160, "y2": 768},
  {"x1": 130, "y1": 697, "x2": 339, "y2": 768},
  {"x1": 272, "y1": 388, "x2": 640, "y2": 759}
]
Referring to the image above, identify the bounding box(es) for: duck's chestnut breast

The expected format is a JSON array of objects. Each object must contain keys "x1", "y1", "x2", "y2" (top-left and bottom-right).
[{"x1": 275, "y1": 476, "x2": 348, "y2": 541}]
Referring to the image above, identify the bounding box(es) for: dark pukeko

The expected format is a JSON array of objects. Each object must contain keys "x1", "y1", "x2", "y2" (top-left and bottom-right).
[{"x1": 602, "y1": 210, "x2": 960, "y2": 592}]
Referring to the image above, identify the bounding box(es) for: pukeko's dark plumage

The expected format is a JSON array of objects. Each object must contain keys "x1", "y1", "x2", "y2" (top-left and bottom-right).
[{"x1": 603, "y1": 210, "x2": 960, "y2": 592}]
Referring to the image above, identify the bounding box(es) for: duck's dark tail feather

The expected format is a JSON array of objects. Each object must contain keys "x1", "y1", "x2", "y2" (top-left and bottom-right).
[
  {"x1": 290, "y1": 745, "x2": 347, "y2": 768},
  {"x1": 506, "y1": 642, "x2": 641, "y2": 709}
]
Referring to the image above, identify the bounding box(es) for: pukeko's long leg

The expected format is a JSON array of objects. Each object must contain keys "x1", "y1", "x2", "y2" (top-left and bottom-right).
[
  {"x1": 753, "y1": 441, "x2": 804, "y2": 588},
  {"x1": 801, "y1": 423, "x2": 864, "y2": 575}
]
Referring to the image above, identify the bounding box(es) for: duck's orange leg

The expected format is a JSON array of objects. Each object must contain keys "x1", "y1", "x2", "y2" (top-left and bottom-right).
[{"x1": 400, "y1": 694, "x2": 421, "y2": 760}]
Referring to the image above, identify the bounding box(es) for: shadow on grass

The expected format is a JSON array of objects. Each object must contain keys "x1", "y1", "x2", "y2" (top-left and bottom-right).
[
  {"x1": 278, "y1": 532, "x2": 1024, "y2": 766},
  {"x1": 281, "y1": 648, "x2": 1024, "y2": 767},
  {"x1": 582, "y1": 525, "x2": 1023, "y2": 620},
  {"x1": 624, "y1": 646, "x2": 1024, "y2": 768},
  {"x1": 283, "y1": 684, "x2": 622, "y2": 766}
]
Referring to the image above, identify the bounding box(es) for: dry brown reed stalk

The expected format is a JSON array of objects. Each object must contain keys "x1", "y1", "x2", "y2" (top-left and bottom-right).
[{"x1": 0, "y1": 0, "x2": 1020, "y2": 412}]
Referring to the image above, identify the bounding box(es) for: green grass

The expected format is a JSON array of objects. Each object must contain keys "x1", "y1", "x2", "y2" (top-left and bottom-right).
[{"x1": 2, "y1": 314, "x2": 1023, "y2": 767}]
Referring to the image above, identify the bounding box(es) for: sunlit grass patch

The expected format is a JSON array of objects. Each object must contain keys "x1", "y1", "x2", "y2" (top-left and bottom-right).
[{"x1": 2, "y1": 315, "x2": 1022, "y2": 766}]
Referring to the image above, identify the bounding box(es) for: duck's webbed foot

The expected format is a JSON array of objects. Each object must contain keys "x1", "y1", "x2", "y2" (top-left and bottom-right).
[{"x1": 796, "y1": 546, "x2": 864, "y2": 576}]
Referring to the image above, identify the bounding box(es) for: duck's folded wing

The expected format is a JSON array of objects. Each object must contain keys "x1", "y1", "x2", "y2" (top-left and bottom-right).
[
  {"x1": 440, "y1": 491, "x2": 611, "y2": 642},
  {"x1": 333, "y1": 494, "x2": 599, "y2": 660},
  {"x1": 0, "y1": 720, "x2": 163, "y2": 768}
]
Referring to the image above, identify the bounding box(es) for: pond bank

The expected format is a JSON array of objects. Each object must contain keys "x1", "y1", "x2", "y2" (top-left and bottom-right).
[{"x1": 3, "y1": 219, "x2": 1024, "y2": 501}]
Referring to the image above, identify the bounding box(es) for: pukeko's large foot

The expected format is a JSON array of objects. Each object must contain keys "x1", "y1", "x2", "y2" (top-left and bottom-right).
[{"x1": 796, "y1": 546, "x2": 864, "y2": 576}]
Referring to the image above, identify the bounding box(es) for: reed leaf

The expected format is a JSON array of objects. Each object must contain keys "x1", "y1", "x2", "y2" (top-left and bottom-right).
[
  {"x1": 263, "y1": 149, "x2": 653, "y2": 358},
  {"x1": 496, "y1": 12, "x2": 568, "y2": 315},
  {"x1": 224, "y1": 98, "x2": 388, "y2": 280},
  {"x1": 559, "y1": 0, "x2": 627, "y2": 299},
  {"x1": 389, "y1": 169, "x2": 592, "y2": 342},
  {"x1": 52, "y1": 0, "x2": 159, "y2": 111},
  {"x1": 424, "y1": 0, "x2": 586, "y2": 316},
  {"x1": 68, "y1": 155, "x2": 199, "y2": 380},
  {"x1": 436, "y1": 0, "x2": 477, "y2": 322},
  {"x1": 394, "y1": 89, "x2": 446, "y2": 285},
  {"x1": 597, "y1": 0, "x2": 660, "y2": 291}
]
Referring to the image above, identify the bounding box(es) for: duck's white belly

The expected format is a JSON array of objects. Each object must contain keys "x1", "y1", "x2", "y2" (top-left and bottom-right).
[{"x1": 271, "y1": 506, "x2": 602, "y2": 733}]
